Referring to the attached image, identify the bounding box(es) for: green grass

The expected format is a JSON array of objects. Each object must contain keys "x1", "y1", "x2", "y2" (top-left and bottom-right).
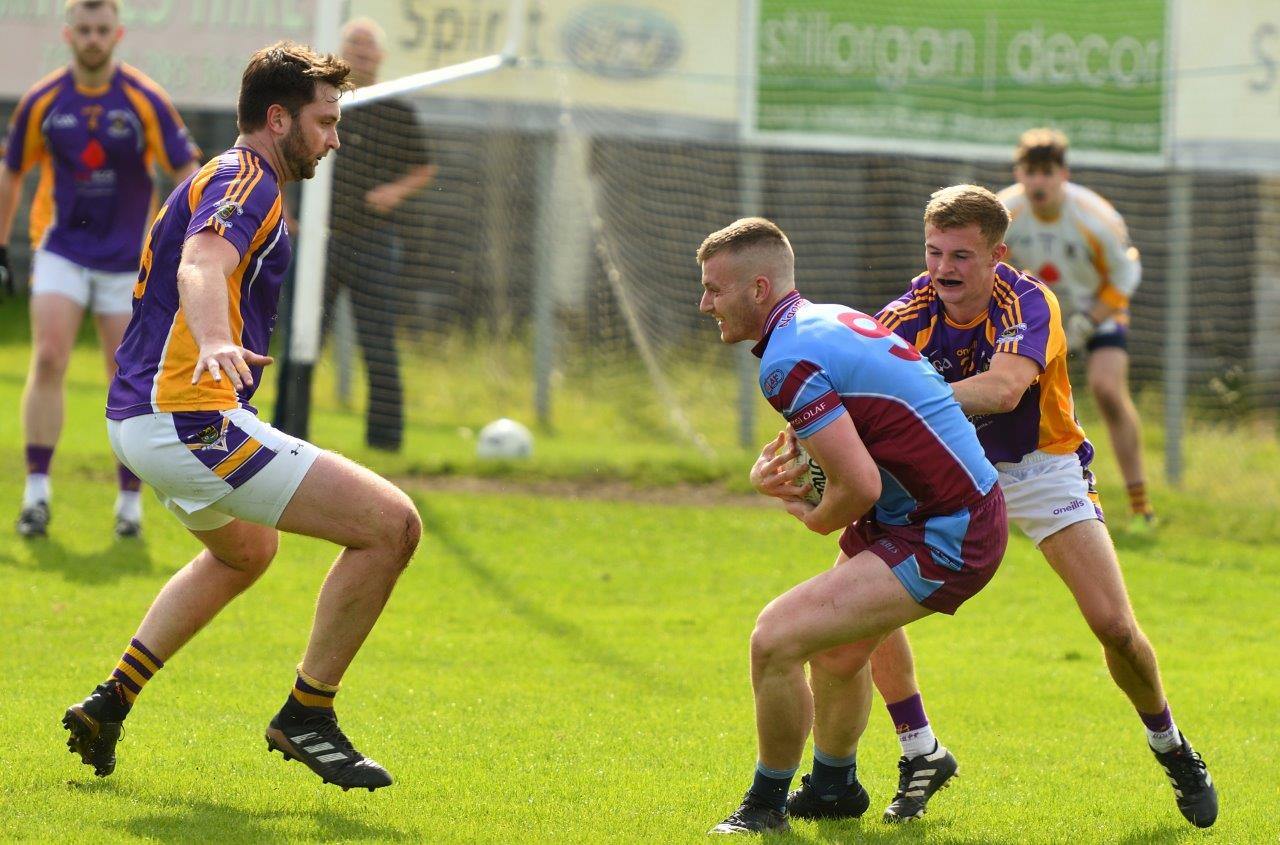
[{"x1": 0, "y1": 299, "x2": 1277, "y2": 841}]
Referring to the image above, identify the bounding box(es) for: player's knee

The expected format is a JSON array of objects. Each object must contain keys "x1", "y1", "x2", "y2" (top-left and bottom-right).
[
  {"x1": 1088, "y1": 377, "x2": 1126, "y2": 413},
  {"x1": 369, "y1": 487, "x2": 420, "y2": 570},
  {"x1": 1090, "y1": 612, "x2": 1140, "y2": 654},
  {"x1": 30, "y1": 344, "x2": 71, "y2": 382},
  {"x1": 750, "y1": 608, "x2": 803, "y2": 669}
]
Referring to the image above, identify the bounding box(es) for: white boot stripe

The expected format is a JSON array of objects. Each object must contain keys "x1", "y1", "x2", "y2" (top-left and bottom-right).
[
  {"x1": 316, "y1": 751, "x2": 348, "y2": 763},
  {"x1": 304, "y1": 742, "x2": 334, "y2": 753}
]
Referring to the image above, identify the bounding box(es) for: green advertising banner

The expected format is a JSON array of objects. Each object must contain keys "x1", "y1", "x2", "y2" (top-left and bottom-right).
[{"x1": 755, "y1": 0, "x2": 1166, "y2": 158}]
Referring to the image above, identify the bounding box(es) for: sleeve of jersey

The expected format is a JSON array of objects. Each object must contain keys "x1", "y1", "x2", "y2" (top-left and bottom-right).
[
  {"x1": 186, "y1": 159, "x2": 274, "y2": 261},
  {"x1": 2, "y1": 96, "x2": 38, "y2": 173},
  {"x1": 759, "y1": 356, "x2": 847, "y2": 440},
  {"x1": 1094, "y1": 210, "x2": 1142, "y2": 306},
  {"x1": 995, "y1": 285, "x2": 1054, "y2": 370},
  {"x1": 147, "y1": 88, "x2": 200, "y2": 173}
]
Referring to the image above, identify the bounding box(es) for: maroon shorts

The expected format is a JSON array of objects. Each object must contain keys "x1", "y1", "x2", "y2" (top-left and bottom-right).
[{"x1": 838, "y1": 485, "x2": 1008, "y2": 615}]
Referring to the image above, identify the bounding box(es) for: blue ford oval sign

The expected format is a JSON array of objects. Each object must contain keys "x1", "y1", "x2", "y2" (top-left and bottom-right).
[{"x1": 561, "y1": 5, "x2": 683, "y2": 80}]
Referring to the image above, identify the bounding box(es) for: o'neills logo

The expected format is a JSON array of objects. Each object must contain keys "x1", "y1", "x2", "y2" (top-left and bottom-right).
[{"x1": 1052, "y1": 499, "x2": 1089, "y2": 515}]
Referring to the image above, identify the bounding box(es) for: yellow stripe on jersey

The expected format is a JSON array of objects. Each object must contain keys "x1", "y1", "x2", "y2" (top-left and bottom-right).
[
  {"x1": 120, "y1": 81, "x2": 174, "y2": 175},
  {"x1": 29, "y1": 158, "x2": 55, "y2": 249},
  {"x1": 18, "y1": 84, "x2": 60, "y2": 173},
  {"x1": 186, "y1": 158, "x2": 222, "y2": 216},
  {"x1": 211, "y1": 435, "x2": 265, "y2": 479},
  {"x1": 153, "y1": 309, "x2": 240, "y2": 413},
  {"x1": 120, "y1": 64, "x2": 197, "y2": 163},
  {"x1": 1033, "y1": 280, "x2": 1086, "y2": 454}
]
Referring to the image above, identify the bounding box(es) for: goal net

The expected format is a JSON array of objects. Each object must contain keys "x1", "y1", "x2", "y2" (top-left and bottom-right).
[{"x1": 287, "y1": 0, "x2": 1278, "y2": 475}]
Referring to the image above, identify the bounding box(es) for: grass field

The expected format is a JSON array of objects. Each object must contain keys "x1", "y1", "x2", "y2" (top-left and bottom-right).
[{"x1": 0, "y1": 300, "x2": 1277, "y2": 842}]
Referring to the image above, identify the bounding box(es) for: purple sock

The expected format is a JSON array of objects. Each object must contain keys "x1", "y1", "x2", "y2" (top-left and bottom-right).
[
  {"x1": 886, "y1": 693, "x2": 929, "y2": 733},
  {"x1": 25, "y1": 445, "x2": 54, "y2": 476},
  {"x1": 117, "y1": 462, "x2": 142, "y2": 493},
  {"x1": 1139, "y1": 704, "x2": 1173, "y2": 733}
]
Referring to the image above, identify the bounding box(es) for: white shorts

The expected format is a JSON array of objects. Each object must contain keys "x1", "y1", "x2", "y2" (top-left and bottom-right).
[
  {"x1": 107, "y1": 408, "x2": 321, "y2": 531},
  {"x1": 31, "y1": 249, "x2": 136, "y2": 315},
  {"x1": 995, "y1": 450, "x2": 1105, "y2": 546}
]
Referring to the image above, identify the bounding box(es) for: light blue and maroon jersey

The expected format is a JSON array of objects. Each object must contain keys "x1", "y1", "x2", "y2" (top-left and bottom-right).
[
  {"x1": 2, "y1": 64, "x2": 199, "y2": 273},
  {"x1": 877, "y1": 262, "x2": 1090, "y2": 465},
  {"x1": 754, "y1": 290, "x2": 998, "y2": 525},
  {"x1": 107, "y1": 147, "x2": 289, "y2": 420}
]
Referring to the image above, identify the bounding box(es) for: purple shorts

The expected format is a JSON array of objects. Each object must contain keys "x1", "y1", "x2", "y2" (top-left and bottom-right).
[{"x1": 839, "y1": 485, "x2": 1008, "y2": 615}]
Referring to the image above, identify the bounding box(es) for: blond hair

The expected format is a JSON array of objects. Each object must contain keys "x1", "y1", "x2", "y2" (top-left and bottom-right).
[
  {"x1": 1015, "y1": 127, "x2": 1069, "y2": 171},
  {"x1": 696, "y1": 216, "x2": 794, "y2": 269},
  {"x1": 65, "y1": 0, "x2": 118, "y2": 18},
  {"x1": 923, "y1": 185, "x2": 1011, "y2": 248}
]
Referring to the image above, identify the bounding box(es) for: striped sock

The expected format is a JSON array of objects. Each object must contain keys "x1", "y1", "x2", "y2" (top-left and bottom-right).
[
  {"x1": 110, "y1": 638, "x2": 164, "y2": 705},
  {"x1": 1126, "y1": 481, "x2": 1153, "y2": 516},
  {"x1": 291, "y1": 665, "x2": 339, "y2": 710}
]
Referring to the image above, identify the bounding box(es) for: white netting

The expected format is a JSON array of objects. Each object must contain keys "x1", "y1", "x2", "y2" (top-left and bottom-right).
[{"x1": 302, "y1": 8, "x2": 1277, "y2": 463}]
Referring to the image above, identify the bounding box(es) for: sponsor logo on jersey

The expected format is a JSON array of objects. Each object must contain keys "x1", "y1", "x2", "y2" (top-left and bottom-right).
[
  {"x1": 997, "y1": 322, "x2": 1028, "y2": 344},
  {"x1": 764, "y1": 368, "x2": 785, "y2": 394},
  {"x1": 214, "y1": 200, "x2": 242, "y2": 225},
  {"x1": 106, "y1": 109, "x2": 139, "y2": 140}
]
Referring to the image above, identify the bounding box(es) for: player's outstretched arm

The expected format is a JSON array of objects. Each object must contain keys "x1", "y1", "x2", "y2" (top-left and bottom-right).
[
  {"x1": 178, "y1": 231, "x2": 274, "y2": 389},
  {"x1": 792, "y1": 414, "x2": 881, "y2": 535},
  {"x1": 950, "y1": 352, "x2": 1041, "y2": 416}
]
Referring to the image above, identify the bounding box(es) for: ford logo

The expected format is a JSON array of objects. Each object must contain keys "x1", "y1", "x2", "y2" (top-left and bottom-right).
[{"x1": 561, "y1": 5, "x2": 682, "y2": 80}]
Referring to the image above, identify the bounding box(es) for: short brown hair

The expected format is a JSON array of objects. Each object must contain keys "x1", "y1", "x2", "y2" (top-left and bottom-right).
[
  {"x1": 65, "y1": 0, "x2": 118, "y2": 18},
  {"x1": 696, "y1": 217, "x2": 793, "y2": 266},
  {"x1": 237, "y1": 41, "x2": 351, "y2": 133},
  {"x1": 924, "y1": 185, "x2": 1011, "y2": 247},
  {"x1": 1015, "y1": 127, "x2": 1069, "y2": 171}
]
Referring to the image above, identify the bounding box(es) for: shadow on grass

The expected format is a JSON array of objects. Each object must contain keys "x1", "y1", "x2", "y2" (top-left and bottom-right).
[
  {"x1": 0, "y1": 534, "x2": 154, "y2": 584},
  {"x1": 782, "y1": 816, "x2": 1186, "y2": 844},
  {"x1": 416, "y1": 499, "x2": 685, "y2": 697},
  {"x1": 118, "y1": 795, "x2": 408, "y2": 843}
]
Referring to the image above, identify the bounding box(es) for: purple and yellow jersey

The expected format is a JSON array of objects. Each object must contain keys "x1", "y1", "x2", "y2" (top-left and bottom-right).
[
  {"x1": 2, "y1": 63, "x2": 199, "y2": 273},
  {"x1": 754, "y1": 291, "x2": 998, "y2": 525},
  {"x1": 106, "y1": 147, "x2": 289, "y2": 420},
  {"x1": 998, "y1": 181, "x2": 1140, "y2": 325},
  {"x1": 877, "y1": 263, "x2": 1088, "y2": 465}
]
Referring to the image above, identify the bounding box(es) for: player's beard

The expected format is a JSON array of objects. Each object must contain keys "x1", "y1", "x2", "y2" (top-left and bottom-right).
[
  {"x1": 74, "y1": 45, "x2": 112, "y2": 73},
  {"x1": 281, "y1": 123, "x2": 318, "y2": 181}
]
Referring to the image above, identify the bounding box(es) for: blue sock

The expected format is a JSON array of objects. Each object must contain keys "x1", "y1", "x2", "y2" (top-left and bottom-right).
[
  {"x1": 749, "y1": 761, "x2": 797, "y2": 812},
  {"x1": 810, "y1": 747, "x2": 857, "y2": 800}
]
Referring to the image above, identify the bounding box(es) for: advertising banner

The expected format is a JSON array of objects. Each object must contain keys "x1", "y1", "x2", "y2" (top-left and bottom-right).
[
  {"x1": 355, "y1": 0, "x2": 740, "y2": 123},
  {"x1": 753, "y1": 0, "x2": 1166, "y2": 160},
  {"x1": 0, "y1": 2, "x2": 315, "y2": 108}
]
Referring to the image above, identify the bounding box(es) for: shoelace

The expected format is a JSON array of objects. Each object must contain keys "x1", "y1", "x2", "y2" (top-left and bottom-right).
[
  {"x1": 1166, "y1": 748, "x2": 1208, "y2": 785},
  {"x1": 300, "y1": 714, "x2": 361, "y2": 760}
]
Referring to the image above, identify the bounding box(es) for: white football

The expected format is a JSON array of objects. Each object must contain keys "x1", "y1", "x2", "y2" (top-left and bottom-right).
[
  {"x1": 793, "y1": 440, "x2": 826, "y2": 505},
  {"x1": 476, "y1": 418, "x2": 534, "y2": 459}
]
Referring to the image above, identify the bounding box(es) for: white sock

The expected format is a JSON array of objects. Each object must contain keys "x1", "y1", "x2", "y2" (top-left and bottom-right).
[
  {"x1": 1147, "y1": 721, "x2": 1181, "y2": 753},
  {"x1": 899, "y1": 725, "x2": 938, "y2": 759},
  {"x1": 115, "y1": 490, "x2": 142, "y2": 521},
  {"x1": 24, "y1": 474, "x2": 50, "y2": 507}
]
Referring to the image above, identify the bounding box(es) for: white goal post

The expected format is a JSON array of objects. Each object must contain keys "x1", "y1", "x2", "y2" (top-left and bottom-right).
[{"x1": 275, "y1": 0, "x2": 527, "y2": 438}]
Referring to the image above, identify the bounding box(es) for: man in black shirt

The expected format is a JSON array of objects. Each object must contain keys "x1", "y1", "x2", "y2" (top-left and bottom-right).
[{"x1": 327, "y1": 17, "x2": 436, "y2": 451}]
